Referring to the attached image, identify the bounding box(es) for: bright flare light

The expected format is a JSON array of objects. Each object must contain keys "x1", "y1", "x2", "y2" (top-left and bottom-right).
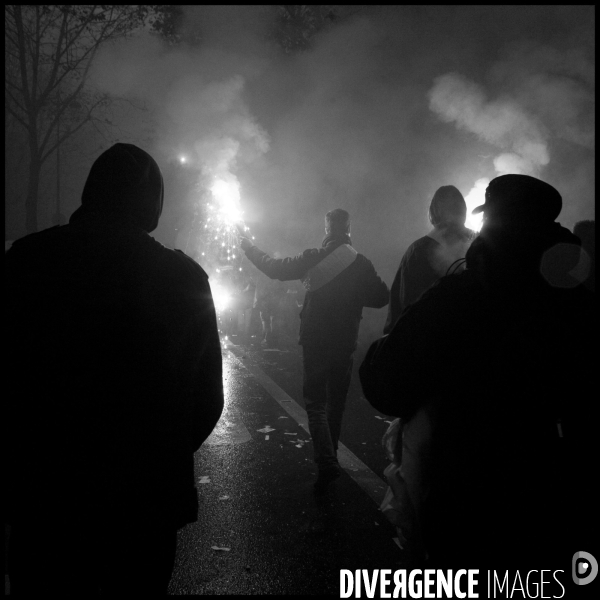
[
  {"x1": 211, "y1": 179, "x2": 243, "y2": 224},
  {"x1": 464, "y1": 178, "x2": 488, "y2": 232},
  {"x1": 211, "y1": 281, "x2": 231, "y2": 313}
]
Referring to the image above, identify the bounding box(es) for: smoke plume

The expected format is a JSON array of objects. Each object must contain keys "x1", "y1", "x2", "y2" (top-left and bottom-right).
[{"x1": 83, "y1": 5, "x2": 593, "y2": 316}]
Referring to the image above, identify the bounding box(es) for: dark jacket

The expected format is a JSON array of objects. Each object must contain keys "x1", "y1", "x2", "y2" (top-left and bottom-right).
[
  {"x1": 5, "y1": 144, "x2": 224, "y2": 529},
  {"x1": 384, "y1": 226, "x2": 474, "y2": 334},
  {"x1": 243, "y1": 233, "x2": 389, "y2": 349},
  {"x1": 361, "y1": 222, "x2": 595, "y2": 564}
]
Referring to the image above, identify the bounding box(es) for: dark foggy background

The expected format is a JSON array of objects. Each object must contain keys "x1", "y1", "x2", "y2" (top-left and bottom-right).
[{"x1": 6, "y1": 5, "x2": 595, "y2": 344}]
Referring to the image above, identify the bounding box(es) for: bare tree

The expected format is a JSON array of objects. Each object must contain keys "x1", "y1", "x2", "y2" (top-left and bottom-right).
[
  {"x1": 5, "y1": 5, "x2": 167, "y2": 233},
  {"x1": 271, "y1": 5, "x2": 368, "y2": 54}
]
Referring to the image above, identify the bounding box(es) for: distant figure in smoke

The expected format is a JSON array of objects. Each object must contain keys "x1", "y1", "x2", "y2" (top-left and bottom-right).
[
  {"x1": 573, "y1": 219, "x2": 595, "y2": 292},
  {"x1": 255, "y1": 277, "x2": 287, "y2": 348},
  {"x1": 239, "y1": 276, "x2": 257, "y2": 341},
  {"x1": 238, "y1": 210, "x2": 389, "y2": 491},
  {"x1": 384, "y1": 185, "x2": 475, "y2": 334},
  {"x1": 360, "y1": 174, "x2": 595, "y2": 568},
  {"x1": 5, "y1": 143, "x2": 224, "y2": 595}
]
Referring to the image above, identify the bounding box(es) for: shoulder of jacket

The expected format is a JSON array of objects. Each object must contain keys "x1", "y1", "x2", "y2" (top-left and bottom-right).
[
  {"x1": 147, "y1": 241, "x2": 209, "y2": 281},
  {"x1": 421, "y1": 270, "x2": 478, "y2": 303},
  {"x1": 354, "y1": 253, "x2": 378, "y2": 269},
  {"x1": 9, "y1": 226, "x2": 62, "y2": 248},
  {"x1": 173, "y1": 248, "x2": 209, "y2": 278},
  {"x1": 411, "y1": 235, "x2": 438, "y2": 251}
]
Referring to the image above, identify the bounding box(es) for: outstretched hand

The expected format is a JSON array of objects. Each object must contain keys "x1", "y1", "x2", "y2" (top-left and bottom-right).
[
  {"x1": 238, "y1": 234, "x2": 253, "y2": 252},
  {"x1": 235, "y1": 222, "x2": 254, "y2": 251}
]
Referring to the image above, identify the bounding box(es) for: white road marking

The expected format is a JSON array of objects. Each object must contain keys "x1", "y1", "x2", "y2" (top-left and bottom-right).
[{"x1": 225, "y1": 342, "x2": 388, "y2": 506}]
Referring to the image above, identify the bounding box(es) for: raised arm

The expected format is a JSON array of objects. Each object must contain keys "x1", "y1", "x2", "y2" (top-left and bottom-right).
[{"x1": 239, "y1": 235, "x2": 321, "y2": 281}]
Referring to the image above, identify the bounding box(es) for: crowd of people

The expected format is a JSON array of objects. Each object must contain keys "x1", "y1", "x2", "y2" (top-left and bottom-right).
[
  {"x1": 217, "y1": 271, "x2": 303, "y2": 347},
  {"x1": 5, "y1": 142, "x2": 595, "y2": 593}
]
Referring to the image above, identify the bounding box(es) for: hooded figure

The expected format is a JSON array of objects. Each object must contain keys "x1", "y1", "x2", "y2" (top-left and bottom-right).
[
  {"x1": 5, "y1": 143, "x2": 224, "y2": 595},
  {"x1": 361, "y1": 175, "x2": 595, "y2": 569},
  {"x1": 70, "y1": 142, "x2": 164, "y2": 232},
  {"x1": 384, "y1": 185, "x2": 475, "y2": 334}
]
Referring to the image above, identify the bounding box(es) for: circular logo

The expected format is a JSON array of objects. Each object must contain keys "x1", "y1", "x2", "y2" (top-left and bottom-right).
[{"x1": 572, "y1": 551, "x2": 598, "y2": 585}]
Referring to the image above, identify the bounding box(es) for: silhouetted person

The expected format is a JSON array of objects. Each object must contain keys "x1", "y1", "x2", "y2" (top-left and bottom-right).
[
  {"x1": 257, "y1": 278, "x2": 287, "y2": 347},
  {"x1": 5, "y1": 143, "x2": 224, "y2": 595},
  {"x1": 240, "y1": 276, "x2": 257, "y2": 341},
  {"x1": 384, "y1": 185, "x2": 475, "y2": 334},
  {"x1": 238, "y1": 210, "x2": 388, "y2": 491},
  {"x1": 361, "y1": 175, "x2": 595, "y2": 569},
  {"x1": 573, "y1": 219, "x2": 595, "y2": 292}
]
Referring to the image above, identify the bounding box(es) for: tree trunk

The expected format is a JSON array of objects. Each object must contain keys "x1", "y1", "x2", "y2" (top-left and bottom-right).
[{"x1": 25, "y1": 151, "x2": 41, "y2": 234}]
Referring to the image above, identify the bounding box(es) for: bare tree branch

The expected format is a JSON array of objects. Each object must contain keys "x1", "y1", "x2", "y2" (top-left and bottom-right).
[{"x1": 5, "y1": 4, "x2": 164, "y2": 233}]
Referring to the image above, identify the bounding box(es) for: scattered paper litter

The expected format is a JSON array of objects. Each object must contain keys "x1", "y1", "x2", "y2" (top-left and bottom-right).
[
  {"x1": 211, "y1": 546, "x2": 231, "y2": 552},
  {"x1": 384, "y1": 420, "x2": 393, "y2": 424},
  {"x1": 265, "y1": 435, "x2": 269, "y2": 440},
  {"x1": 295, "y1": 444, "x2": 303, "y2": 448},
  {"x1": 257, "y1": 426, "x2": 275, "y2": 433},
  {"x1": 374, "y1": 416, "x2": 384, "y2": 420},
  {"x1": 278, "y1": 416, "x2": 289, "y2": 419},
  {"x1": 218, "y1": 495, "x2": 230, "y2": 501},
  {"x1": 284, "y1": 432, "x2": 296, "y2": 435},
  {"x1": 198, "y1": 476, "x2": 211, "y2": 484}
]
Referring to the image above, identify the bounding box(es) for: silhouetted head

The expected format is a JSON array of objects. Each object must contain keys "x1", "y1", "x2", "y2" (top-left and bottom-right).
[
  {"x1": 325, "y1": 209, "x2": 351, "y2": 236},
  {"x1": 429, "y1": 186, "x2": 467, "y2": 229},
  {"x1": 467, "y1": 175, "x2": 582, "y2": 289},
  {"x1": 70, "y1": 143, "x2": 164, "y2": 233},
  {"x1": 472, "y1": 174, "x2": 561, "y2": 229}
]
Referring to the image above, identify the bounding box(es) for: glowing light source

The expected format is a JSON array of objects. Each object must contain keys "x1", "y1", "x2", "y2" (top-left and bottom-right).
[
  {"x1": 211, "y1": 179, "x2": 243, "y2": 224},
  {"x1": 464, "y1": 178, "x2": 488, "y2": 232},
  {"x1": 211, "y1": 282, "x2": 231, "y2": 312},
  {"x1": 179, "y1": 155, "x2": 187, "y2": 164}
]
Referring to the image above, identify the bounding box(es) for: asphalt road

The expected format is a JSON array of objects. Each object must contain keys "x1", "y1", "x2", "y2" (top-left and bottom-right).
[
  {"x1": 168, "y1": 330, "x2": 405, "y2": 595},
  {"x1": 3, "y1": 329, "x2": 402, "y2": 596}
]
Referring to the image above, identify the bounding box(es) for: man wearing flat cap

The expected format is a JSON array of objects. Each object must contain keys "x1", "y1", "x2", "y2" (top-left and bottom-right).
[
  {"x1": 361, "y1": 174, "x2": 595, "y2": 569},
  {"x1": 5, "y1": 143, "x2": 224, "y2": 594}
]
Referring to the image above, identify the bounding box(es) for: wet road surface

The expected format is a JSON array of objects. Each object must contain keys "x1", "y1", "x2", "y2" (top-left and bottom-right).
[
  {"x1": 3, "y1": 331, "x2": 403, "y2": 596},
  {"x1": 169, "y1": 332, "x2": 404, "y2": 595}
]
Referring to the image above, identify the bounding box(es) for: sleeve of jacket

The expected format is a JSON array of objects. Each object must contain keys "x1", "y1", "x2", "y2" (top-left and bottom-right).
[
  {"x1": 360, "y1": 257, "x2": 389, "y2": 308},
  {"x1": 244, "y1": 244, "x2": 321, "y2": 281},
  {"x1": 359, "y1": 283, "x2": 443, "y2": 420},
  {"x1": 171, "y1": 252, "x2": 224, "y2": 451}
]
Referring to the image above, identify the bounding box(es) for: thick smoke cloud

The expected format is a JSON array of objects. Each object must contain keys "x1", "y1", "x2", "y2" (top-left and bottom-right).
[
  {"x1": 87, "y1": 6, "x2": 594, "y2": 341},
  {"x1": 428, "y1": 72, "x2": 550, "y2": 175},
  {"x1": 428, "y1": 38, "x2": 594, "y2": 196}
]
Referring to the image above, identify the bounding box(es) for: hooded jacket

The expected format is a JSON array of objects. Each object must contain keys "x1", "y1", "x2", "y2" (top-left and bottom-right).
[
  {"x1": 5, "y1": 143, "x2": 224, "y2": 528},
  {"x1": 384, "y1": 224, "x2": 474, "y2": 334},
  {"x1": 243, "y1": 232, "x2": 389, "y2": 349}
]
